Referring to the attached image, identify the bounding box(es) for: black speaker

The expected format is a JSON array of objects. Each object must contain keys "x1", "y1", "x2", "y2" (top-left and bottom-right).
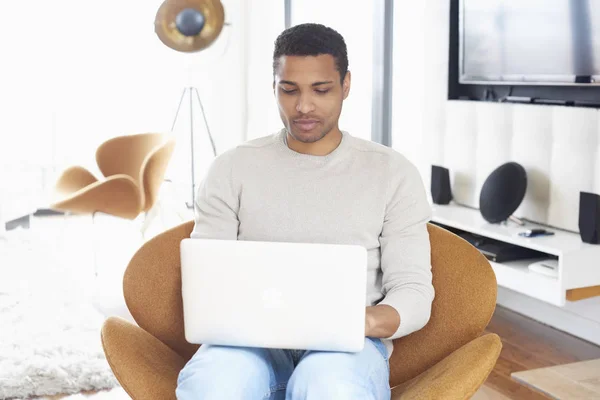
[
  {"x1": 579, "y1": 192, "x2": 600, "y2": 244},
  {"x1": 479, "y1": 162, "x2": 527, "y2": 223},
  {"x1": 431, "y1": 165, "x2": 452, "y2": 205}
]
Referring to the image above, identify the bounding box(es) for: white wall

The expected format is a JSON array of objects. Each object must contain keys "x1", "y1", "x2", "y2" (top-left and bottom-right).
[{"x1": 393, "y1": 0, "x2": 600, "y2": 344}]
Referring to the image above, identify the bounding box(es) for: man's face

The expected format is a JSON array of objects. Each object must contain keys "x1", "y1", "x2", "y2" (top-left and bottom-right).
[{"x1": 274, "y1": 54, "x2": 350, "y2": 144}]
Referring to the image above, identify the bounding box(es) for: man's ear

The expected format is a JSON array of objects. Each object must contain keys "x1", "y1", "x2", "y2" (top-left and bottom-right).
[{"x1": 342, "y1": 71, "x2": 351, "y2": 100}]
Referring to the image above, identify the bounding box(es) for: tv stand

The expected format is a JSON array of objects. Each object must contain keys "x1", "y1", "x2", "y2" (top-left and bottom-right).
[{"x1": 430, "y1": 203, "x2": 600, "y2": 306}]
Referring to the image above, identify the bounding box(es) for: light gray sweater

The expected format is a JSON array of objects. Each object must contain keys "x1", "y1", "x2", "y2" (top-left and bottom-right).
[{"x1": 191, "y1": 129, "x2": 435, "y2": 356}]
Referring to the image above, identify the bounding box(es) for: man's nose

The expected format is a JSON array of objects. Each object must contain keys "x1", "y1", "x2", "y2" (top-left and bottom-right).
[{"x1": 296, "y1": 94, "x2": 316, "y2": 114}]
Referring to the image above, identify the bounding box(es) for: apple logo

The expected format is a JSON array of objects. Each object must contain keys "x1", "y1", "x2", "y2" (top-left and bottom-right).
[{"x1": 262, "y1": 288, "x2": 285, "y2": 309}]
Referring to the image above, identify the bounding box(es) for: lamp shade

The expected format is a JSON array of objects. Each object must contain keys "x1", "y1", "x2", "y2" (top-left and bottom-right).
[{"x1": 155, "y1": 0, "x2": 225, "y2": 53}]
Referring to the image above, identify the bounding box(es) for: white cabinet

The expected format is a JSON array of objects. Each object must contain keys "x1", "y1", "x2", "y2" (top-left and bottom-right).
[{"x1": 431, "y1": 203, "x2": 600, "y2": 306}]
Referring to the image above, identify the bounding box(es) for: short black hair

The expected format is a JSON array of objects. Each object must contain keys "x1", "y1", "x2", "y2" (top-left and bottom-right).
[{"x1": 273, "y1": 23, "x2": 348, "y2": 83}]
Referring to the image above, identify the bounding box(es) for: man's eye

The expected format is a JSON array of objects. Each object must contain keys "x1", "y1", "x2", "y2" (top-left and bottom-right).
[
  {"x1": 315, "y1": 89, "x2": 330, "y2": 94},
  {"x1": 281, "y1": 88, "x2": 297, "y2": 94}
]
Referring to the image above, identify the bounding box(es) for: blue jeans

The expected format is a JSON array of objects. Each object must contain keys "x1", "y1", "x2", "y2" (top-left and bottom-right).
[{"x1": 176, "y1": 337, "x2": 391, "y2": 399}]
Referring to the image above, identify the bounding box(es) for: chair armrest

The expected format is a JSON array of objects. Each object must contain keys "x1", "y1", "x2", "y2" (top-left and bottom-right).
[
  {"x1": 101, "y1": 316, "x2": 188, "y2": 400},
  {"x1": 392, "y1": 333, "x2": 502, "y2": 400},
  {"x1": 53, "y1": 166, "x2": 98, "y2": 197},
  {"x1": 51, "y1": 174, "x2": 142, "y2": 219}
]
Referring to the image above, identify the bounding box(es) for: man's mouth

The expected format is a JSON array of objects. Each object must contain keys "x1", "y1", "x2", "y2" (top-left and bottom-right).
[{"x1": 293, "y1": 119, "x2": 320, "y2": 131}]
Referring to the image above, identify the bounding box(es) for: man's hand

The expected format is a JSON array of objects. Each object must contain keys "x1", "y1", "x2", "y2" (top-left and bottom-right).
[{"x1": 365, "y1": 305, "x2": 401, "y2": 338}]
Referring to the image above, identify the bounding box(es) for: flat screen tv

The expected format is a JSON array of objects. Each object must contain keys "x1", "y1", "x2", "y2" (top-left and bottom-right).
[{"x1": 459, "y1": 0, "x2": 600, "y2": 86}]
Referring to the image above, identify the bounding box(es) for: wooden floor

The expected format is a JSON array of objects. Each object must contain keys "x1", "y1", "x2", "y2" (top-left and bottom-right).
[
  {"x1": 482, "y1": 306, "x2": 600, "y2": 399},
  {"x1": 42, "y1": 306, "x2": 600, "y2": 400}
]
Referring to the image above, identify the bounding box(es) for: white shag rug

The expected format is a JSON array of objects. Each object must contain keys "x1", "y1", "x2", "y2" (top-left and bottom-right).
[
  {"x1": 0, "y1": 293, "x2": 119, "y2": 399},
  {"x1": 0, "y1": 196, "x2": 190, "y2": 399},
  {"x1": 0, "y1": 217, "x2": 126, "y2": 400}
]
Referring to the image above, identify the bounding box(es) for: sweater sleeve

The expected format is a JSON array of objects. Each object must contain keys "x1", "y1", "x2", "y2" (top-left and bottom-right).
[
  {"x1": 377, "y1": 159, "x2": 435, "y2": 339},
  {"x1": 190, "y1": 150, "x2": 240, "y2": 240}
]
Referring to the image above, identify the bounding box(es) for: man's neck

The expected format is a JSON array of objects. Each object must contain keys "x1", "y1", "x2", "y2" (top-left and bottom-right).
[{"x1": 286, "y1": 128, "x2": 343, "y2": 156}]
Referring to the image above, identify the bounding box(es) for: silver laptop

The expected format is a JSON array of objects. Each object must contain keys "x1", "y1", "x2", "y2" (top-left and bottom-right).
[{"x1": 180, "y1": 238, "x2": 367, "y2": 352}]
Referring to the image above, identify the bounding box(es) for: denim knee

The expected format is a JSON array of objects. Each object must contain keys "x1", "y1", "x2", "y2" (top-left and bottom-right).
[
  {"x1": 287, "y1": 375, "x2": 373, "y2": 400},
  {"x1": 176, "y1": 345, "x2": 292, "y2": 400},
  {"x1": 176, "y1": 345, "x2": 272, "y2": 400},
  {"x1": 286, "y1": 356, "x2": 369, "y2": 399},
  {"x1": 285, "y1": 339, "x2": 390, "y2": 400}
]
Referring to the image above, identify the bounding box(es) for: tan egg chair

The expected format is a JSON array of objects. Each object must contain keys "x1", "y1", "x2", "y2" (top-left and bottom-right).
[
  {"x1": 50, "y1": 133, "x2": 176, "y2": 221},
  {"x1": 101, "y1": 222, "x2": 502, "y2": 399}
]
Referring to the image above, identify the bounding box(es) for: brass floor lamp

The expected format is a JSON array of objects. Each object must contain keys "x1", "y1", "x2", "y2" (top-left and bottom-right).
[{"x1": 154, "y1": 0, "x2": 225, "y2": 207}]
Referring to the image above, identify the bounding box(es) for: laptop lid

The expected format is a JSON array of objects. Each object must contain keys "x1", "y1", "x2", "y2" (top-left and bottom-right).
[{"x1": 180, "y1": 238, "x2": 367, "y2": 352}]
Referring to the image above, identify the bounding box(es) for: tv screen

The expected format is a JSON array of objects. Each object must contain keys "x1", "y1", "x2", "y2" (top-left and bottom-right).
[{"x1": 459, "y1": 0, "x2": 600, "y2": 86}]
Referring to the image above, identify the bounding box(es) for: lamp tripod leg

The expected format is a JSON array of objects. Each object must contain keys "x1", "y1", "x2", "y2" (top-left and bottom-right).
[
  {"x1": 171, "y1": 87, "x2": 217, "y2": 209},
  {"x1": 193, "y1": 87, "x2": 217, "y2": 157},
  {"x1": 171, "y1": 88, "x2": 187, "y2": 132},
  {"x1": 189, "y1": 87, "x2": 196, "y2": 208}
]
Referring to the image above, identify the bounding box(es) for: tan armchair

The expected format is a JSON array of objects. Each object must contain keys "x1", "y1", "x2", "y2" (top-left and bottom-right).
[
  {"x1": 50, "y1": 133, "x2": 176, "y2": 220},
  {"x1": 101, "y1": 222, "x2": 502, "y2": 399}
]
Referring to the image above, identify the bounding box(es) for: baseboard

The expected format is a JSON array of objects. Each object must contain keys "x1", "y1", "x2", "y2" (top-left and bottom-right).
[
  {"x1": 3, "y1": 209, "x2": 64, "y2": 230},
  {"x1": 497, "y1": 287, "x2": 600, "y2": 346},
  {"x1": 34, "y1": 208, "x2": 65, "y2": 216},
  {"x1": 5, "y1": 214, "x2": 31, "y2": 231}
]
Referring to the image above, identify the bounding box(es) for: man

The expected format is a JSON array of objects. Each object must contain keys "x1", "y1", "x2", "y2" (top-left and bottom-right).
[{"x1": 176, "y1": 23, "x2": 434, "y2": 399}]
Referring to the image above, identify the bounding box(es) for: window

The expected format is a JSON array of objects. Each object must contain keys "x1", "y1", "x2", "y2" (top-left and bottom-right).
[
  {"x1": 0, "y1": 0, "x2": 259, "y2": 208},
  {"x1": 291, "y1": 1, "x2": 375, "y2": 141}
]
